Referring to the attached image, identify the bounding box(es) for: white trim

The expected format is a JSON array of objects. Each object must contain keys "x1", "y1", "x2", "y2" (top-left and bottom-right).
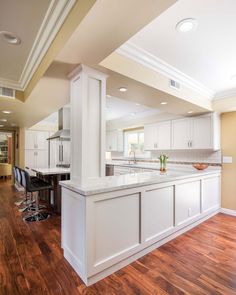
[
  {"x1": 221, "y1": 208, "x2": 236, "y2": 217},
  {"x1": 0, "y1": 0, "x2": 76, "y2": 91},
  {"x1": 117, "y1": 42, "x2": 214, "y2": 100}
]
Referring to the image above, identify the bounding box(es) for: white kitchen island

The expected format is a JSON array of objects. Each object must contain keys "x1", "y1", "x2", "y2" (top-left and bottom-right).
[{"x1": 60, "y1": 168, "x2": 221, "y2": 286}]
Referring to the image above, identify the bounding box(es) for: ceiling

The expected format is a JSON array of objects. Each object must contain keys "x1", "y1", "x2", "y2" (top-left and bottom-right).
[
  {"x1": 0, "y1": 0, "x2": 76, "y2": 90},
  {"x1": 127, "y1": 0, "x2": 236, "y2": 98},
  {"x1": 106, "y1": 96, "x2": 161, "y2": 121}
]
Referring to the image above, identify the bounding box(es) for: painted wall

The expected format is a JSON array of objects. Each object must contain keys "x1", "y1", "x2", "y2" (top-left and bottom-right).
[{"x1": 221, "y1": 112, "x2": 236, "y2": 210}]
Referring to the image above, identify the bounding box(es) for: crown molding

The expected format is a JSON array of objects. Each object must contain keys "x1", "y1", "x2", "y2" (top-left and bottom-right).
[
  {"x1": 116, "y1": 42, "x2": 214, "y2": 100},
  {"x1": 0, "y1": 0, "x2": 76, "y2": 91}
]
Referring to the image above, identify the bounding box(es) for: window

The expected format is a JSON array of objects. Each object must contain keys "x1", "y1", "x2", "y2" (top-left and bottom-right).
[{"x1": 124, "y1": 129, "x2": 149, "y2": 158}]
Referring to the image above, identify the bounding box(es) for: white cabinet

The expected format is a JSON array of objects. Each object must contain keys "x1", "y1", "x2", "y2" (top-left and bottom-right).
[
  {"x1": 172, "y1": 118, "x2": 191, "y2": 149},
  {"x1": 106, "y1": 130, "x2": 123, "y2": 152},
  {"x1": 25, "y1": 130, "x2": 49, "y2": 169},
  {"x1": 25, "y1": 130, "x2": 49, "y2": 150},
  {"x1": 202, "y1": 175, "x2": 221, "y2": 213},
  {"x1": 172, "y1": 113, "x2": 220, "y2": 150},
  {"x1": 25, "y1": 150, "x2": 48, "y2": 169},
  {"x1": 175, "y1": 180, "x2": 201, "y2": 226},
  {"x1": 144, "y1": 121, "x2": 171, "y2": 150}
]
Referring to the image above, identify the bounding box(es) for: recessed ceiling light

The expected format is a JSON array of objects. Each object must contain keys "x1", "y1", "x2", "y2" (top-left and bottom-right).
[
  {"x1": 107, "y1": 95, "x2": 111, "y2": 98},
  {"x1": 0, "y1": 119, "x2": 7, "y2": 122},
  {"x1": 188, "y1": 111, "x2": 194, "y2": 114},
  {"x1": 0, "y1": 31, "x2": 21, "y2": 45},
  {"x1": 2, "y1": 110, "x2": 11, "y2": 114},
  {"x1": 135, "y1": 103, "x2": 140, "y2": 106},
  {"x1": 0, "y1": 125, "x2": 4, "y2": 128},
  {"x1": 160, "y1": 101, "x2": 168, "y2": 105},
  {"x1": 176, "y1": 18, "x2": 198, "y2": 33},
  {"x1": 119, "y1": 87, "x2": 127, "y2": 92},
  {"x1": 11, "y1": 123, "x2": 17, "y2": 127}
]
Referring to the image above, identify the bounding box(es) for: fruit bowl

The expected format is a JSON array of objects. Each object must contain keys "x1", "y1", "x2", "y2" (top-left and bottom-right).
[{"x1": 192, "y1": 163, "x2": 209, "y2": 170}]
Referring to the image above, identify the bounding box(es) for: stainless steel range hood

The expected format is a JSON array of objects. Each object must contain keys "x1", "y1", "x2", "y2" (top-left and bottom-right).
[{"x1": 47, "y1": 107, "x2": 70, "y2": 141}]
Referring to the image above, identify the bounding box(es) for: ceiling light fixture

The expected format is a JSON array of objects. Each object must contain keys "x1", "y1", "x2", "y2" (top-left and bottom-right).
[
  {"x1": 0, "y1": 119, "x2": 7, "y2": 122},
  {"x1": 106, "y1": 95, "x2": 111, "y2": 98},
  {"x1": 0, "y1": 125, "x2": 4, "y2": 128},
  {"x1": 135, "y1": 103, "x2": 140, "y2": 106},
  {"x1": 176, "y1": 18, "x2": 198, "y2": 33},
  {"x1": 188, "y1": 111, "x2": 194, "y2": 114},
  {"x1": 2, "y1": 110, "x2": 11, "y2": 114},
  {"x1": 0, "y1": 31, "x2": 21, "y2": 45},
  {"x1": 160, "y1": 101, "x2": 168, "y2": 105},
  {"x1": 119, "y1": 87, "x2": 127, "y2": 92},
  {"x1": 11, "y1": 123, "x2": 17, "y2": 126}
]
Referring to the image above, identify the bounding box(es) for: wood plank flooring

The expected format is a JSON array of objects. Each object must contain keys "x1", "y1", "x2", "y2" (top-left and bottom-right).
[{"x1": 0, "y1": 179, "x2": 236, "y2": 295}]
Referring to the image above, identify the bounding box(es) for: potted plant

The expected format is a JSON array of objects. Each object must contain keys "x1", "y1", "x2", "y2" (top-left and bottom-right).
[{"x1": 159, "y1": 154, "x2": 168, "y2": 173}]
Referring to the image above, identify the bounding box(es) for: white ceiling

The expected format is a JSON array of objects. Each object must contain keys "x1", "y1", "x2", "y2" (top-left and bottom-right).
[
  {"x1": 128, "y1": 0, "x2": 236, "y2": 98},
  {"x1": 106, "y1": 96, "x2": 161, "y2": 121}
]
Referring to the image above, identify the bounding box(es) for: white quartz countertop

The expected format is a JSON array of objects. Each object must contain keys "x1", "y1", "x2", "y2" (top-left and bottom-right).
[
  {"x1": 60, "y1": 168, "x2": 221, "y2": 196},
  {"x1": 32, "y1": 167, "x2": 70, "y2": 175}
]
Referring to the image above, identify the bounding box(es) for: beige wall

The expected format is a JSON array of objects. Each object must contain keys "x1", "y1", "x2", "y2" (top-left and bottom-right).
[{"x1": 221, "y1": 112, "x2": 236, "y2": 210}]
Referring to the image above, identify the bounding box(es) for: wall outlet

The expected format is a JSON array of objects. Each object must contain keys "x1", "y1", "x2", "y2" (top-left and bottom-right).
[
  {"x1": 223, "y1": 156, "x2": 233, "y2": 164},
  {"x1": 188, "y1": 208, "x2": 192, "y2": 217}
]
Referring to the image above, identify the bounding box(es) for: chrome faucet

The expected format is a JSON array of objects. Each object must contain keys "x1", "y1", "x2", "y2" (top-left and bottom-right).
[{"x1": 129, "y1": 150, "x2": 137, "y2": 165}]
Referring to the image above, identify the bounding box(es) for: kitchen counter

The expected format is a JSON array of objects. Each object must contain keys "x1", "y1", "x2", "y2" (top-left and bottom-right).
[
  {"x1": 32, "y1": 167, "x2": 70, "y2": 175},
  {"x1": 61, "y1": 167, "x2": 221, "y2": 286},
  {"x1": 60, "y1": 168, "x2": 221, "y2": 196}
]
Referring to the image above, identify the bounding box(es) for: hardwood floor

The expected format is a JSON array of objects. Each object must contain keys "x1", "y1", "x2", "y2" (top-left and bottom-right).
[{"x1": 0, "y1": 180, "x2": 236, "y2": 295}]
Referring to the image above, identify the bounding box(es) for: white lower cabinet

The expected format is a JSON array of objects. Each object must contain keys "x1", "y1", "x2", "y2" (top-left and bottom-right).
[
  {"x1": 144, "y1": 186, "x2": 174, "y2": 242},
  {"x1": 202, "y1": 175, "x2": 221, "y2": 213},
  {"x1": 175, "y1": 180, "x2": 201, "y2": 226}
]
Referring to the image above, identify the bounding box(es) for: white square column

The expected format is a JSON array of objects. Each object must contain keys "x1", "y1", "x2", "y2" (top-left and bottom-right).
[{"x1": 69, "y1": 64, "x2": 107, "y2": 184}]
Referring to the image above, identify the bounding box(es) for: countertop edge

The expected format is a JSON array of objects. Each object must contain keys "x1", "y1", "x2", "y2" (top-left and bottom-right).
[{"x1": 59, "y1": 170, "x2": 221, "y2": 197}]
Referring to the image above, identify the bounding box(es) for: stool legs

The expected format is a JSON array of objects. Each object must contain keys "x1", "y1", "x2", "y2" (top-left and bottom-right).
[{"x1": 24, "y1": 192, "x2": 50, "y2": 222}]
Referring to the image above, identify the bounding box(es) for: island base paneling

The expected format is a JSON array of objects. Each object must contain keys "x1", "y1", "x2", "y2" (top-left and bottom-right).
[{"x1": 61, "y1": 172, "x2": 221, "y2": 286}]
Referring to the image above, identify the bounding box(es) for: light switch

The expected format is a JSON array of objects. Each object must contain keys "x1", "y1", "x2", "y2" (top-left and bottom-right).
[{"x1": 223, "y1": 156, "x2": 233, "y2": 164}]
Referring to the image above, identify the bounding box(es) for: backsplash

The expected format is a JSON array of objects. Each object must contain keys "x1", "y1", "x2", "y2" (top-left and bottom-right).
[{"x1": 110, "y1": 150, "x2": 222, "y2": 166}]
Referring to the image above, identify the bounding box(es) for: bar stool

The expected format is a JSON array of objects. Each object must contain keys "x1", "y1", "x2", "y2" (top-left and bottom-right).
[{"x1": 21, "y1": 169, "x2": 52, "y2": 222}]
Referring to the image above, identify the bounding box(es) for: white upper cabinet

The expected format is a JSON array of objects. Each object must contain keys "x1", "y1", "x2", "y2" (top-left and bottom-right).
[
  {"x1": 106, "y1": 130, "x2": 123, "y2": 152},
  {"x1": 172, "y1": 113, "x2": 220, "y2": 150},
  {"x1": 144, "y1": 121, "x2": 171, "y2": 150},
  {"x1": 172, "y1": 118, "x2": 191, "y2": 149},
  {"x1": 25, "y1": 130, "x2": 49, "y2": 150}
]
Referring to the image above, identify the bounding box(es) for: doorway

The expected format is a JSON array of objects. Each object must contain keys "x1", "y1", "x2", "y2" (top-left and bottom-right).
[{"x1": 0, "y1": 132, "x2": 13, "y2": 179}]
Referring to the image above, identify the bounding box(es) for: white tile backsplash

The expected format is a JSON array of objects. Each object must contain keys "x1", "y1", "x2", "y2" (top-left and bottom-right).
[{"x1": 151, "y1": 150, "x2": 222, "y2": 164}]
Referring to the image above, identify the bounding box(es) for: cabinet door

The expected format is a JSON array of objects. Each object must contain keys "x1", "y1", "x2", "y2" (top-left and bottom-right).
[
  {"x1": 25, "y1": 131, "x2": 36, "y2": 149},
  {"x1": 25, "y1": 150, "x2": 36, "y2": 168},
  {"x1": 172, "y1": 119, "x2": 191, "y2": 149},
  {"x1": 35, "y1": 150, "x2": 48, "y2": 168},
  {"x1": 144, "y1": 124, "x2": 158, "y2": 150},
  {"x1": 175, "y1": 181, "x2": 201, "y2": 226},
  {"x1": 192, "y1": 116, "x2": 212, "y2": 149},
  {"x1": 157, "y1": 121, "x2": 171, "y2": 150},
  {"x1": 106, "y1": 131, "x2": 117, "y2": 151},
  {"x1": 36, "y1": 131, "x2": 49, "y2": 150},
  {"x1": 202, "y1": 176, "x2": 220, "y2": 213}
]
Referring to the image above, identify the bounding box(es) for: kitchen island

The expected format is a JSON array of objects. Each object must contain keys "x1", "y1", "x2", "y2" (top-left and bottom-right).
[
  {"x1": 32, "y1": 167, "x2": 70, "y2": 214},
  {"x1": 60, "y1": 167, "x2": 221, "y2": 286}
]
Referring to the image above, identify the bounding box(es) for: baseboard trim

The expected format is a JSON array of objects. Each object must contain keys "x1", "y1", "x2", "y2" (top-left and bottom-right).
[{"x1": 221, "y1": 208, "x2": 236, "y2": 217}]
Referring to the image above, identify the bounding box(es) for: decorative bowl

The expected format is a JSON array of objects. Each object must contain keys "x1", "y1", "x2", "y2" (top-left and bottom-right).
[{"x1": 192, "y1": 163, "x2": 209, "y2": 170}]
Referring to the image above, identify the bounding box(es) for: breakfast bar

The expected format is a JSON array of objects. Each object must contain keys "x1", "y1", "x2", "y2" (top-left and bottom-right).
[{"x1": 60, "y1": 168, "x2": 221, "y2": 286}]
